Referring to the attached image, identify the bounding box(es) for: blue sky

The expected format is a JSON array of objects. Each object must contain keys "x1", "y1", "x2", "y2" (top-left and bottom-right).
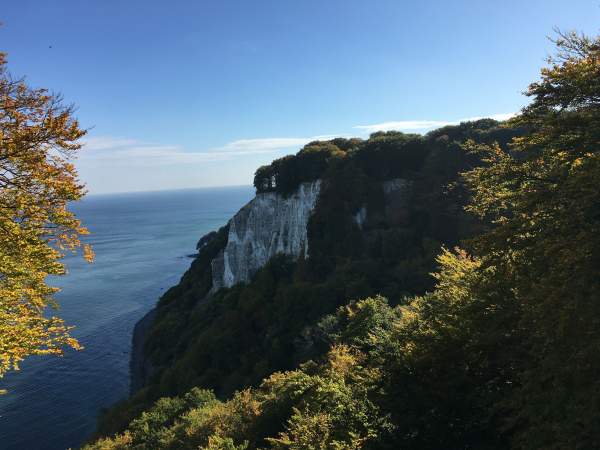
[{"x1": 1, "y1": 1, "x2": 599, "y2": 193}]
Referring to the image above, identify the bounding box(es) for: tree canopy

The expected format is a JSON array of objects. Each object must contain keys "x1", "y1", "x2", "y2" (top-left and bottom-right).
[
  {"x1": 458, "y1": 30, "x2": 600, "y2": 448},
  {"x1": 0, "y1": 52, "x2": 92, "y2": 381}
]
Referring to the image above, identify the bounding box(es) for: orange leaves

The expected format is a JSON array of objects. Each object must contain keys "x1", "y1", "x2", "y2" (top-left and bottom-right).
[
  {"x1": 0, "y1": 53, "x2": 91, "y2": 380},
  {"x1": 83, "y1": 244, "x2": 95, "y2": 263}
]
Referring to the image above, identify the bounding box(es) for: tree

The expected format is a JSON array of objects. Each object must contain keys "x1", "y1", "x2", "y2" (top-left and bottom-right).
[
  {"x1": 460, "y1": 30, "x2": 600, "y2": 448},
  {"x1": 0, "y1": 52, "x2": 92, "y2": 381}
]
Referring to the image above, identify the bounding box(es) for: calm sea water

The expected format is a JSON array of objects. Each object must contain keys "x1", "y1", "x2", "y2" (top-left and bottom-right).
[{"x1": 0, "y1": 186, "x2": 254, "y2": 450}]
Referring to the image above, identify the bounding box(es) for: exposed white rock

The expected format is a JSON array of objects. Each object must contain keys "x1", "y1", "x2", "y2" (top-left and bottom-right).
[
  {"x1": 382, "y1": 178, "x2": 410, "y2": 195},
  {"x1": 353, "y1": 206, "x2": 367, "y2": 230},
  {"x1": 211, "y1": 180, "x2": 321, "y2": 290},
  {"x1": 352, "y1": 178, "x2": 411, "y2": 229}
]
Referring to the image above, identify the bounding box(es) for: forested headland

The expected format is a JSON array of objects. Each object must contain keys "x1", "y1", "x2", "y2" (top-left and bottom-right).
[{"x1": 82, "y1": 31, "x2": 600, "y2": 449}]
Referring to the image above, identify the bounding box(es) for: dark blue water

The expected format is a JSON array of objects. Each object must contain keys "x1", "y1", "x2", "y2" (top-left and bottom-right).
[{"x1": 0, "y1": 186, "x2": 253, "y2": 450}]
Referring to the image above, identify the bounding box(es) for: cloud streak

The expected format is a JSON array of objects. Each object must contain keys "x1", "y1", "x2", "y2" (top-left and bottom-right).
[
  {"x1": 216, "y1": 136, "x2": 337, "y2": 153},
  {"x1": 354, "y1": 113, "x2": 516, "y2": 134},
  {"x1": 79, "y1": 135, "x2": 339, "y2": 167}
]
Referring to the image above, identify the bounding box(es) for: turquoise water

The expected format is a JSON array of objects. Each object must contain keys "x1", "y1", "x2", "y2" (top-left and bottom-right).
[{"x1": 0, "y1": 186, "x2": 254, "y2": 450}]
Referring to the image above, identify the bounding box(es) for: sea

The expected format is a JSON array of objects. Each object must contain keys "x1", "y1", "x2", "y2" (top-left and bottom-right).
[{"x1": 0, "y1": 186, "x2": 254, "y2": 450}]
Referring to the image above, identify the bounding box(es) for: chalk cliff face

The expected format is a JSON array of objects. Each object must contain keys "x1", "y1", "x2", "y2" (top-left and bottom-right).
[
  {"x1": 131, "y1": 181, "x2": 321, "y2": 392},
  {"x1": 130, "y1": 177, "x2": 410, "y2": 392},
  {"x1": 210, "y1": 180, "x2": 322, "y2": 291}
]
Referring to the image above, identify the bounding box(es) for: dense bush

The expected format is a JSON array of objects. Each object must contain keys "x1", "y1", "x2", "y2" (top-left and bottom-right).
[{"x1": 253, "y1": 141, "x2": 350, "y2": 195}]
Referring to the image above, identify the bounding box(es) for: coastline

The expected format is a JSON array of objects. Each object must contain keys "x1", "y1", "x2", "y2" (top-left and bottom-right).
[{"x1": 130, "y1": 307, "x2": 157, "y2": 395}]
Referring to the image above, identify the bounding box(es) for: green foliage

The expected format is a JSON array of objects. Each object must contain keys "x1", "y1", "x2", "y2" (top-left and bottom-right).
[
  {"x1": 457, "y1": 30, "x2": 600, "y2": 449},
  {"x1": 91, "y1": 29, "x2": 600, "y2": 450},
  {"x1": 84, "y1": 309, "x2": 393, "y2": 450},
  {"x1": 352, "y1": 132, "x2": 427, "y2": 179},
  {"x1": 86, "y1": 281, "x2": 509, "y2": 449},
  {"x1": 96, "y1": 119, "x2": 517, "y2": 439},
  {"x1": 254, "y1": 140, "x2": 351, "y2": 195}
]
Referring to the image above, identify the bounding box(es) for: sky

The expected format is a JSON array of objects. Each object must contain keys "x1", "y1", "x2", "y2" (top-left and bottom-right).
[{"x1": 1, "y1": 1, "x2": 599, "y2": 194}]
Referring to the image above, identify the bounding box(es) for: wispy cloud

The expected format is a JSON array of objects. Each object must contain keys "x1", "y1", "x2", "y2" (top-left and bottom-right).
[
  {"x1": 354, "y1": 113, "x2": 516, "y2": 134},
  {"x1": 81, "y1": 138, "x2": 205, "y2": 166},
  {"x1": 79, "y1": 134, "x2": 339, "y2": 167},
  {"x1": 82, "y1": 137, "x2": 140, "y2": 150},
  {"x1": 216, "y1": 136, "x2": 337, "y2": 154}
]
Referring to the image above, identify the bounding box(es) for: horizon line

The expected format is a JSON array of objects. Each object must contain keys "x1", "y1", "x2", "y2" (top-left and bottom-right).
[{"x1": 85, "y1": 183, "x2": 254, "y2": 197}]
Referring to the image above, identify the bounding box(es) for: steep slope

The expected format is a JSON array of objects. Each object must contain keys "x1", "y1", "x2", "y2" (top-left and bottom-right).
[
  {"x1": 94, "y1": 120, "x2": 521, "y2": 438},
  {"x1": 211, "y1": 180, "x2": 321, "y2": 291},
  {"x1": 87, "y1": 32, "x2": 600, "y2": 450}
]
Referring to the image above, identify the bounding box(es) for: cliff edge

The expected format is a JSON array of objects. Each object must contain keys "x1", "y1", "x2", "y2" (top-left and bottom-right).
[{"x1": 211, "y1": 180, "x2": 321, "y2": 290}]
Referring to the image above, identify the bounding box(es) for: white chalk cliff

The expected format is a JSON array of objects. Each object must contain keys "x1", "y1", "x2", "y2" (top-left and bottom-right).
[{"x1": 211, "y1": 180, "x2": 321, "y2": 290}]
